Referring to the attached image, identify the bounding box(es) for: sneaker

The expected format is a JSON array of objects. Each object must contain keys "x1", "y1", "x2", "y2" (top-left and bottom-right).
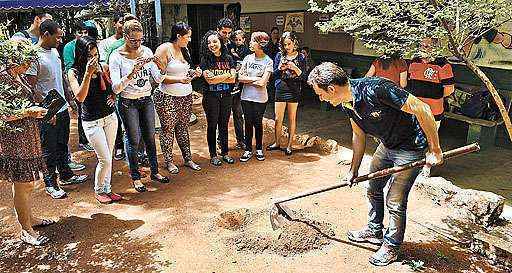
[
  {"x1": 369, "y1": 244, "x2": 399, "y2": 266},
  {"x1": 68, "y1": 161, "x2": 85, "y2": 171},
  {"x1": 45, "y1": 186, "x2": 67, "y2": 199},
  {"x1": 107, "y1": 192, "x2": 123, "y2": 202},
  {"x1": 166, "y1": 163, "x2": 179, "y2": 174},
  {"x1": 240, "y1": 151, "x2": 253, "y2": 162},
  {"x1": 79, "y1": 143, "x2": 95, "y2": 152},
  {"x1": 235, "y1": 142, "x2": 246, "y2": 150},
  {"x1": 347, "y1": 226, "x2": 383, "y2": 245},
  {"x1": 95, "y1": 193, "x2": 112, "y2": 204},
  {"x1": 210, "y1": 156, "x2": 222, "y2": 166},
  {"x1": 221, "y1": 154, "x2": 235, "y2": 164},
  {"x1": 114, "y1": 149, "x2": 125, "y2": 161},
  {"x1": 60, "y1": 174, "x2": 88, "y2": 186},
  {"x1": 255, "y1": 150, "x2": 265, "y2": 161}
]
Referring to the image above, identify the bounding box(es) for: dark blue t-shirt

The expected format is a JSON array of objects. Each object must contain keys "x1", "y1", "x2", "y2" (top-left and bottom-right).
[{"x1": 345, "y1": 78, "x2": 428, "y2": 151}]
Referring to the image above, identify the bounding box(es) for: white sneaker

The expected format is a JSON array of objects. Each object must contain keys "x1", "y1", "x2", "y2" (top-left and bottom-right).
[
  {"x1": 240, "y1": 151, "x2": 253, "y2": 162},
  {"x1": 255, "y1": 150, "x2": 265, "y2": 161},
  {"x1": 45, "y1": 186, "x2": 67, "y2": 199}
]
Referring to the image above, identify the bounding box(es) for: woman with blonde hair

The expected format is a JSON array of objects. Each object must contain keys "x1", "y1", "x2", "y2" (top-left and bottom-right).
[{"x1": 109, "y1": 20, "x2": 169, "y2": 192}]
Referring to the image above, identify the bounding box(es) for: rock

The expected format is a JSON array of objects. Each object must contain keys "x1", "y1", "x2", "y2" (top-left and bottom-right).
[
  {"x1": 414, "y1": 177, "x2": 461, "y2": 204},
  {"x1": 320, "y1": 139, "x2": 339, "y2": 154},
  {"x1": 450, "y1": 189, "x2": 505, "y2": 226}
]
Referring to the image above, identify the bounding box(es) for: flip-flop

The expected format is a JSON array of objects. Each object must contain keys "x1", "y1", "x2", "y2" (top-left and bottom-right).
[{"x1": 32, "y1": 219, "x2": 56, "y2": 228}]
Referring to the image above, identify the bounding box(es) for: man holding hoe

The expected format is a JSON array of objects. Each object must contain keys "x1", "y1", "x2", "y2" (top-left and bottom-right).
[{"x1": 307, "y1": 62, "x2": 443, "y2": 266}]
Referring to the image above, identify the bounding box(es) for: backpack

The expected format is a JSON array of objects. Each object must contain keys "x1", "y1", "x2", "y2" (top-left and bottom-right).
[{"x1": 459, "y1": 88, "x2": 502, "y2": 121}]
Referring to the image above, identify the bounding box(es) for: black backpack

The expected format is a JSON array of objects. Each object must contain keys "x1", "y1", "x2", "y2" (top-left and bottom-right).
[{"x1": 459, "y1": 89, "x2": 502, "y2": 121}]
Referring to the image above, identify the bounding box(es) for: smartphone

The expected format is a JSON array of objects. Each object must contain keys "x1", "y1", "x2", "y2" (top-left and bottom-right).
[{"x1": 187, "y1": 69, "x2": 196, "y2": 78}]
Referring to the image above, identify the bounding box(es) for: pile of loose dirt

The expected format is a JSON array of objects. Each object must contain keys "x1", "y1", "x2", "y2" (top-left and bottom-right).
[
  {"x1": 216, "y1": 208, "x2": 250, "y2": 231},
  {"x1": 217, "y1": 208, "x2": 335, "y2": 256}
]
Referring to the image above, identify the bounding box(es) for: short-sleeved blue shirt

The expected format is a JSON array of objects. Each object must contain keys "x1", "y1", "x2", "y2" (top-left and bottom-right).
[{"x1": 345, "y1": 78, "x2": 428, "y2": 151}]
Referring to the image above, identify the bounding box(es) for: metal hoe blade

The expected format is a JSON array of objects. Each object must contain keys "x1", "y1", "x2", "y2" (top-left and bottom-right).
[{"x1": 269, "y1": 203, "x2": 296, "y2": 230}]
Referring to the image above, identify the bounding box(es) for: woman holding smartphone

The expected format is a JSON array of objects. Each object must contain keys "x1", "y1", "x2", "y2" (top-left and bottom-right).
[
  {"x1": 68, "y1": 36, "x2": 121, "y2": 204},
  {"x1": 267, "y1": 32, "x2": 306, "y2": 156},
  {"x1": 200, "y1": 32, "x2": 237, "y2": 166},
  {"x1": 109, "y1": 20, "x2": 169, "y2": 192},
  {"x1": 154, "y1": 22, "x2": 202, "y2": 174}
]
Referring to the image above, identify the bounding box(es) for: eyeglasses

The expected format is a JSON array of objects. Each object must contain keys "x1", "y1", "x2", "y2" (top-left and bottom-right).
[{"x1": 127, "y1": 37, "x2": 145, "y2": 43}]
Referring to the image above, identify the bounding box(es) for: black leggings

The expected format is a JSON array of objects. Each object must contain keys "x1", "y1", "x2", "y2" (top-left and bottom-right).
[
  {"x1": 202, "y1": 92, "x2": 232, "y2": 157},
  {"x1": 241, "y1": 100, "x2": 267, "y2": 151}
]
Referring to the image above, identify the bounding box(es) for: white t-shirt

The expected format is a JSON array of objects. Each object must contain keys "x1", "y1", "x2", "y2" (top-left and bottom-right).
[
  {"x1": 109, "y1": 46, "x2": 164, "y2": 99},
  {"x1": 240, "y1": 54, "x2": 273, "y2": 103},
  {"x1": 25, "y1": 47, "x2": 69, "y2": 113},
  {"x1": 98, "y1": 36, "x2": 118, "y2": 64}
]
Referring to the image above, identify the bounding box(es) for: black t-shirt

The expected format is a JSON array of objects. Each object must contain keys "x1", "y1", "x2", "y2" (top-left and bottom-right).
[
  {"x1": 74, "y1": 70, "x2": 115, "y2": 121},
  {"x1": 345, "y1": 78, "x2": 428, "y2": 151},
  {"x1": 200, "y1": 54, "x2": 236, "y2": 93},
  {"x1": 273, "y1": 52, "x2": 307, "y2": 92}
]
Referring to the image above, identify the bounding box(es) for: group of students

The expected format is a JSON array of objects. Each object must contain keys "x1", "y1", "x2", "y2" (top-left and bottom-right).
[
  {"x1": 197, "y1": 19, "x2": 308, "y2": 165},
  {"x1": 31, "y1": 15, "x2": 312, "y2": 201},
  {"x1": 0, "y1": 13, "x2": 311, "y2": 246}
]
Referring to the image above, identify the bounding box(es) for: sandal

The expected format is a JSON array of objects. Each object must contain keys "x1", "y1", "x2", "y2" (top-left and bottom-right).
[
  {"x1": 166, "y1": 163, "x2": 179, "y2": 174},
  {"x1": 20, "y1": 229, "x2": 49, "y2": 246},
  {"x1": 184, "y1": 160, "x2": 201, "y2": 171},
  {"x1": 132, "y1": 180, "x2": 147, "y2": 192},
  {"x1": 266, "y1": 143, "x2": 281, "y2": 151},
  {"x1": 32, "y1": 219, "x2": 56, "y2": 228},
  {"x1": 151, "y1": 174, "x2": 170, "y2": 184},
  {"x1": 284, "y1": 147, "x2": 293, "y2": 156}
]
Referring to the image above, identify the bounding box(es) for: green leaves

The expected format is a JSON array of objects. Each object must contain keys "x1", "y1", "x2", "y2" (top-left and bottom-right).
[{"x1": 309, "y1": 0, "x2": 512, "y2": 59}]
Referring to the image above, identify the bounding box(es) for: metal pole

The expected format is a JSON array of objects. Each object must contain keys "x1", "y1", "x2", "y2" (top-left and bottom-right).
[
  {"x1": 154, "y1": 0, "x2": 163, "y2": 43},
  {"x1": 130, "y1": 0, "x2": 136, "y2": 15}
]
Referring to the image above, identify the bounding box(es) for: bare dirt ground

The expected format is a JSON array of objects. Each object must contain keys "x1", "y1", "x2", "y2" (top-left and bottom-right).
[{"x1": 0, "y1": 98, "x2": 508, "y2": 273}]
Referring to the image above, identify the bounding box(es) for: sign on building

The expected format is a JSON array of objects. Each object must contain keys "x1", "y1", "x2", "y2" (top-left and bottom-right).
[{"x1": 284, "y1": 12, "x2": 304, "y2": 33}]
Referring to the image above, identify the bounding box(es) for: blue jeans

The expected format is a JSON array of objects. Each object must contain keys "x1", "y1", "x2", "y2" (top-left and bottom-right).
[
  {"x1": 117, "y1": 96, "x2": 159, "y2": 180},
  {"x1": 367, "y1": 143, "x2": 424, "y2": 247}
]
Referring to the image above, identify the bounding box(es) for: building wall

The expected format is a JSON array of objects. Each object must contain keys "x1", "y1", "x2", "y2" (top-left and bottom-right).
[
  {"x1": 241, "y1": 11, "x2": 353, "y2": 54},
  {"x1": 161, "y1": 3, "x2": 188, "y2": 39},
  {"x1": 161, "y1": 0, "x2": 307, "y2": 13}
]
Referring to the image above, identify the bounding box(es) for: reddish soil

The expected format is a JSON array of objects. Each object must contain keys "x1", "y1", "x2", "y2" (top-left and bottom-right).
[{"x1": 0, "y1": 98, "x2": 508, "y2": 273}]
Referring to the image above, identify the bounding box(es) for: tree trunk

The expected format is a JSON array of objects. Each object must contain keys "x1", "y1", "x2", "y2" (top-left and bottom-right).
[{"x1": 462, "y1": 56, "x2": 512, "y2": 141}]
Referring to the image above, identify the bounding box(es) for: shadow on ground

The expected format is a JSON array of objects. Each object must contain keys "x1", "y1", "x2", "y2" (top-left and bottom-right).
[
  {"x1": 401, "y1": 241, "x2": 508, "y2": 273},
  {"x1": 0, "y1": 213, "x2": 168, "y2": 273}
]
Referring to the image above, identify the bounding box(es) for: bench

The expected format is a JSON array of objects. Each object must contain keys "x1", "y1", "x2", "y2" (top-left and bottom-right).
[{"x1": 444, "y1": 84, "x2": 511, "y2": 147}]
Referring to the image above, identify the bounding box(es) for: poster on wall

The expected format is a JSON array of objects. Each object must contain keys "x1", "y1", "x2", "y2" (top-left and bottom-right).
[
  {"x1": 284, "y1": 12, "x2": 304, "y2": 33},
  {"x1": 464, "y1": 22, "x2": 512, "y2": 70},
  {"x1": 276, "y1": 16, "x2": 285, "y2": 26},
  {"x1": 240, "y1": 16, "x2": 252, "y2": 33}
]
